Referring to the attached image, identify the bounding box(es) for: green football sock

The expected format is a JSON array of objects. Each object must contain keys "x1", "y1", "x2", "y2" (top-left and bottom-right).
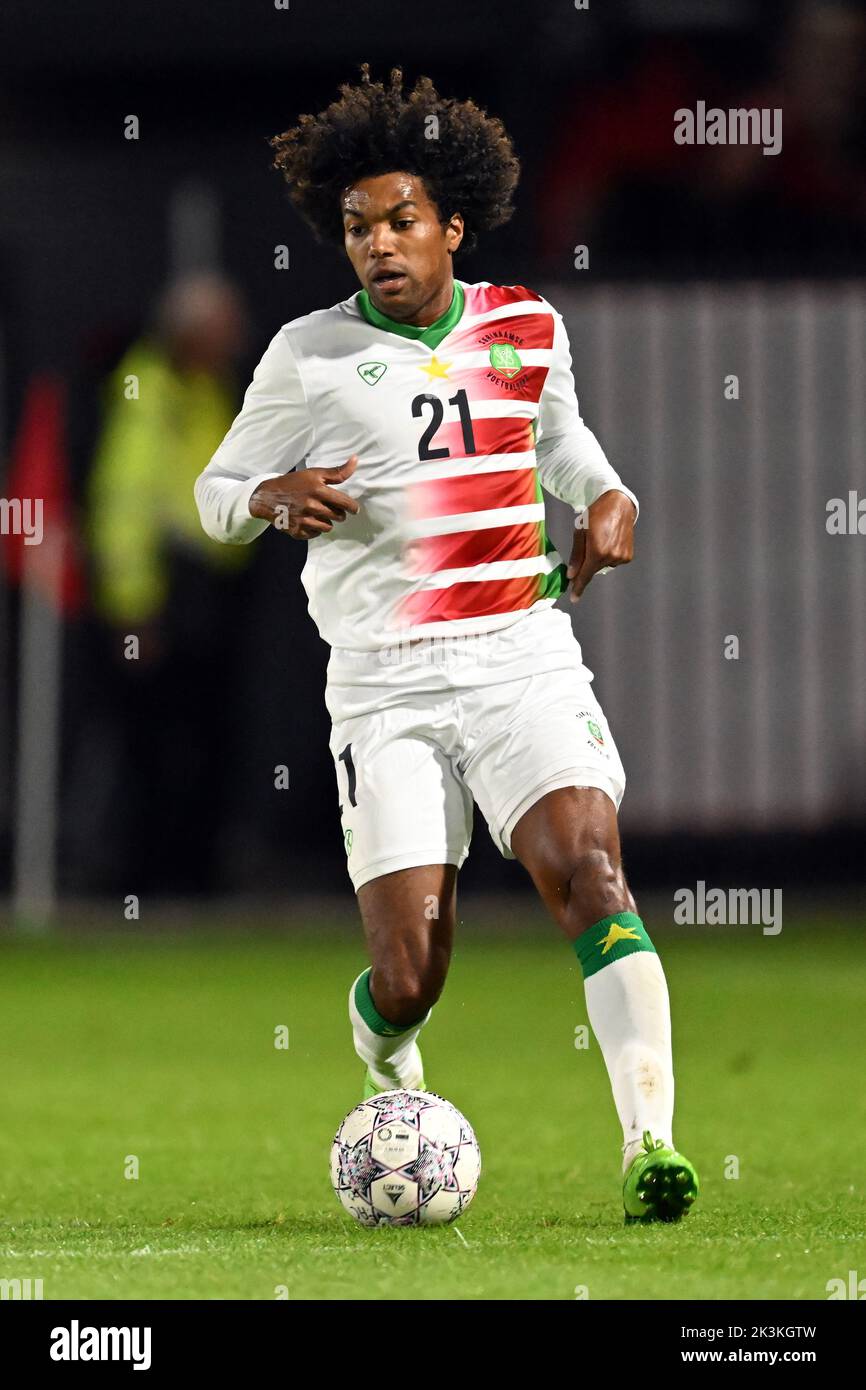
[
  {"x1": 348, "y1": 968, "x2": 429, "y2": 1090},
  {"x1": 573, "y1": 913, "x2": 674, "y2": 1171},
  {"x1": 573, "y1": 911, "x2": 657, "y2": 979}
]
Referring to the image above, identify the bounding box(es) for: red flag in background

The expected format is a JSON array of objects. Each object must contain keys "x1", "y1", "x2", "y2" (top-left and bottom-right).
[{"x1": 2, "y1": 373, "x2": 85, "y2": 615}]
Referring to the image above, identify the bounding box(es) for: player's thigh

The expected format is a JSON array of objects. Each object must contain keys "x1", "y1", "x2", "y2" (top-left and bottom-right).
[
  {"x1": 462, "y1": 670, "x2": 626, "y2": 867},
  {"x1": 330, "y1": 709, "x2": 473, "y2": 897},
  {"x1": 357, "y1": 862, "x2": 458, "y2": 996},
  {"x1": 510, "y1": 785, "x2": 635, "y2": 934}
]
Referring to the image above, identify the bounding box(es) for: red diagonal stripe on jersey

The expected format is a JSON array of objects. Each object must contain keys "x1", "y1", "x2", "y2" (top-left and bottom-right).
[
  {"x1": 398, "y1": 574, "x2": 542, "y2": 626},
  {"x1": 425, "y1": 414, "x2": 535, "y2": 461},
  {"x1": 432, "y1": 365, "x2": 549, "y2": 403},
  {"x1": 409, "y1": 466, "x2": 537, "y2": 520},
  {"x1": 448, "y1": 311, "x2": 555, "y2": 354},
  {"x1": 461, "y1": 284, "x2": 543, "y2": 317},
  {"x1": 405, "y1": 519, "x2": 544, "y2": 575}
]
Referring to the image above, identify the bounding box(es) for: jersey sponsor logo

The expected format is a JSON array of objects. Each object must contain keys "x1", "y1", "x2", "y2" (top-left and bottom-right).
[{"x1": 357, "y1": 361, "x2": 387, "y2": 385}]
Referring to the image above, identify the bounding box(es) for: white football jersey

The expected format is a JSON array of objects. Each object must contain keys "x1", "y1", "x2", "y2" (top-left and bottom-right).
[{"x1": 195, "y1": 279, "x2": 637, "y2": 650}]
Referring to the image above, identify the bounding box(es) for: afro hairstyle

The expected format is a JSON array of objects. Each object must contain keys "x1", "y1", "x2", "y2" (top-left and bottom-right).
[{"x1": 270, "y1": 64, "x2": 520, "y2": 254}]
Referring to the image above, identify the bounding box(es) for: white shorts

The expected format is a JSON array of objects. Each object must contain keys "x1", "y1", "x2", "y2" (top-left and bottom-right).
[{"x1": 325, "y1": 606, "x2": 626, "y2": 893}]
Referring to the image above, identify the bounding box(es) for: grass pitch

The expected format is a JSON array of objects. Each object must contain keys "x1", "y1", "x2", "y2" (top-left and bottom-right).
[{"x1": 0, "y1": 910, "x2": 863, "y2": 1300}]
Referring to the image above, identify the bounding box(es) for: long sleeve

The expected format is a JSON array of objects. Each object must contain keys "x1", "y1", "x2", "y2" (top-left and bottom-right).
[
  {"x1": 536, "y1": 309, "x2": 639, "y2": 519},
  {"x1": 194, "y1": 328, "x2": 315, "y2": 544}
]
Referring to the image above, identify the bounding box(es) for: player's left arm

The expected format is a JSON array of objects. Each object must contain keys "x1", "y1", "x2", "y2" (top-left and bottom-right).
[{"x1": 535, "y1": 306, "x2": 638, "y2": 602}]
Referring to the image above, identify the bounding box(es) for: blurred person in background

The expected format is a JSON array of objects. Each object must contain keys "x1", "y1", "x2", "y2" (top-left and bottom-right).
[{"x1": 76, "y1": 273, "x2": 252, "y2": 892}]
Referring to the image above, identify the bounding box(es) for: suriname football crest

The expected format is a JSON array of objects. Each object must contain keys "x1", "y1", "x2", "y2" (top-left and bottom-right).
[{"x1": 488, "y1": 341, "x2": 523, "y2": 378}]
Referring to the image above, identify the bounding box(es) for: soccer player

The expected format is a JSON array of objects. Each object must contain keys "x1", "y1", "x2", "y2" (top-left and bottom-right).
[{"x1": 195, "y1": 67, "x2": 698, "y2": 1223}]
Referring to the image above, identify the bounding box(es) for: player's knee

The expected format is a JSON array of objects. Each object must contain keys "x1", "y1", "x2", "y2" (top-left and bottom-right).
[
  {"x1": 373, "y1": 968, "x2": 442, "y2": 1028},
  {"x1": 566, "y1": 847, "x2": 628, "y2": 922}
]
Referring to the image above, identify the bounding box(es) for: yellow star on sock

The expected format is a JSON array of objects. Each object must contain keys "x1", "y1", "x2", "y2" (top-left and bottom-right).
[
  {"x1": 598, "y1": 921, "x2": 641, "y2": 954},
  {"x1": 420, "y1": 355, "x2": 451, "y2": 380}
]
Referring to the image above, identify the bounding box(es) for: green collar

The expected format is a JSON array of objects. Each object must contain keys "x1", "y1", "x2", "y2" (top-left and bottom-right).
[{"x1": 357, "y1": 281, "x2": 464, "y2": 351}]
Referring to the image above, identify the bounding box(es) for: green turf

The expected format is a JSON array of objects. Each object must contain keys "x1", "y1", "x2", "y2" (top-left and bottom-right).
[{"x1": 0, "y1": 914, "x2": 863, "y2": 1300}]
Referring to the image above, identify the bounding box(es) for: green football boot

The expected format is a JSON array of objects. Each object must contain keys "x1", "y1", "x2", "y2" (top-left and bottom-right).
[
  {"x1": 623, "y1": 1130, "x2": 699, "y2": 1224},
  {"x1": 362, "y1": 1067, "x2": 426, "y2": 1100}
]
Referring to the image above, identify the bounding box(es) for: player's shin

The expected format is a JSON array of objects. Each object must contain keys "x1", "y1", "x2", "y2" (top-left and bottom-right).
[
  {"x1": 348, "y1": 968, "x2": 429, "y2": 1092},
  {"x1": 574, "y1": 913, "x2": 675, "y2": 1172}
]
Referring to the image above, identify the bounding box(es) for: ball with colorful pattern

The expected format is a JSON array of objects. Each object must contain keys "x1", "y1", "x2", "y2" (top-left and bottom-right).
[{"x1": 330, "y1": 1090, "x2": 481, "y2": 1226}]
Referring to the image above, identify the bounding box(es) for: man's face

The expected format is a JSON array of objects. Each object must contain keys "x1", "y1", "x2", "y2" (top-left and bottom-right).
[{"x1": 342, "y1": 171, "x2": 463, "y2": 321}]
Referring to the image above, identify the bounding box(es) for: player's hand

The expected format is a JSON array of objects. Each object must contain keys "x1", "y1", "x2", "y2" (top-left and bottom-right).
[
  {"x1": 249, "y1": 456, "x2": 361, "y2": 539},
  {"x1": 567, "y1": 489, "x2": 636, "y2": 603}
]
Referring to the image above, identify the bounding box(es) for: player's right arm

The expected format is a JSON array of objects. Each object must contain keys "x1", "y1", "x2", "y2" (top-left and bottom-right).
[
  {"x1": 194, "y1": 327, "x2": 359, "y2": 544},
  {"x1": 248, "y1": 456, "x2": 359, "y2": 539}
]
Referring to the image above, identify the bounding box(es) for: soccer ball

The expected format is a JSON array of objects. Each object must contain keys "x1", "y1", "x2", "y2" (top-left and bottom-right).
[{"x1": 330, "y1": 1090, "x2": 481, "y2": 1226}]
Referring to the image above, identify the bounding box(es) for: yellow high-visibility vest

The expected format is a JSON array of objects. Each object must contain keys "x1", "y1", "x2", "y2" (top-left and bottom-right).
[{"x1": 87, "y1": 341, "x2": 247, "y2": 624}]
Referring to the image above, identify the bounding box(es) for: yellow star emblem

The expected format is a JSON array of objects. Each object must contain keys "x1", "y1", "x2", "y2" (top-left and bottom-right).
[
  {"x1": 598, "y1": 922, "x2": 641, "y2": 954},
  {"x1": 420, "y1": 355, "x2": 451, "y2": 380}
]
